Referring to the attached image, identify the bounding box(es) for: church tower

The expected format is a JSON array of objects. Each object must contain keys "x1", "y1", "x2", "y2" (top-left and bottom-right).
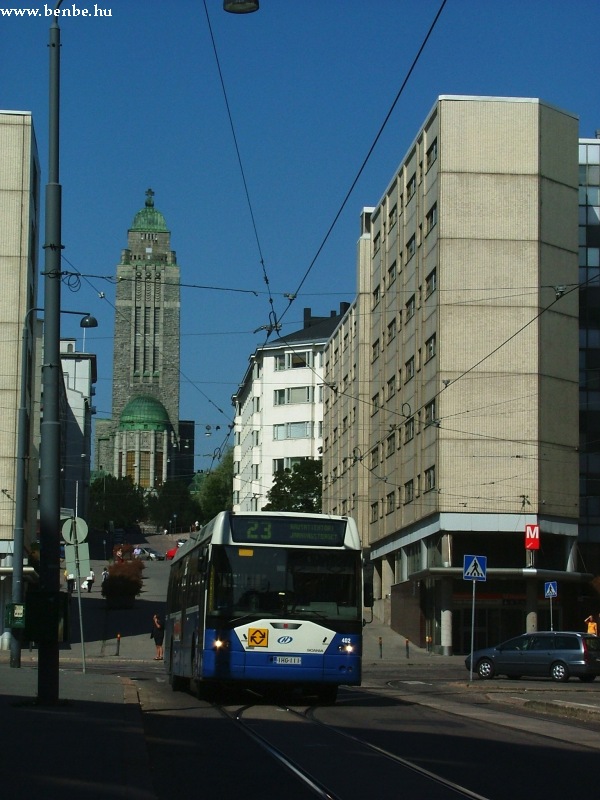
[{"x1": 95, "y1": 190, "x2": 194, "y2": 488}]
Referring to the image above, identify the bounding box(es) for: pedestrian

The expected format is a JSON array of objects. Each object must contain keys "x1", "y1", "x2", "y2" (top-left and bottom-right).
[
  {"x1": 67, "y1": 573, "x2": 75, "y2": 594},
  {"x1": 151, "y1": 613, "x2": 164, "y2": 660},
  {"x1": 102, "y1": 566, "x2": 109, "y2": 583},
  {"x1": 86, "y1": 569, "x2": 95, "y2": 593},
  {"x1": 585, "y1": 615, "x2": 598, "y2": 635}
]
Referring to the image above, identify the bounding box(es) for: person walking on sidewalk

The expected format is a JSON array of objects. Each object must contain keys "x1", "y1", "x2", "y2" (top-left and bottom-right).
[
  {"x1": 86, "y1": 569, "x2": 95, "y2": 593},
  {"x1": 151, "y1": 614, "x2": 164, "y2": 660}
]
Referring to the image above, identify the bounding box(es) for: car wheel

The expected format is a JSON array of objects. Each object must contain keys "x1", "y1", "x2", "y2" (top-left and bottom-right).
[
  {"x1": 477, "y1": 658, "x2": 495, "y2": 679},
  {"x1": 550, "y1": 661, "x2": 569, "y2": 682},
  {"x1": 579, "y1": 675, "x2": 595, "y2": 683}
]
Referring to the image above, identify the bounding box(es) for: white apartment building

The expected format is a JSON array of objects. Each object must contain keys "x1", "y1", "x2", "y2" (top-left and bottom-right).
[
  {"x1": 233, "y1": 307, "x2": 348, "y2": 512},
  {"x1": 323, "y1": 96, "x2": 583, "y2": 654},
  {"x1": 60, "y1": 339, "x2": 97, "y2": 521}
]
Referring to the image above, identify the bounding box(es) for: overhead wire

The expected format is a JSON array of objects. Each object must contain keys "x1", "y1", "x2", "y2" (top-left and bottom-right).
[
  {"x1": 275, "y1": 0, "x2": 448, "y2": 329},
  {"x1": 202, "y1": 0, "x2": 280, "y2": 336}
]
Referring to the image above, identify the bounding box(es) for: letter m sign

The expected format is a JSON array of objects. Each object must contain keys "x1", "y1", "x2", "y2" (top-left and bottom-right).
[{"x1": 525, "y1": 524, "x2": 540, "y2": 551}]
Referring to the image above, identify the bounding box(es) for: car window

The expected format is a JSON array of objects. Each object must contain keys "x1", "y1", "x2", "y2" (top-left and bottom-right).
[
  {"x1": 529, "y1": 636, "x2": 553, "y2": 650},
  {"x1": 553, "y1": 635, "x2": 579, "y2": 650},
  {"x1": 583, "y1": 636, "x2": 600, "y2": 652},
  {"x1": 499, "y1": 636, "x2": 528, "y2": 652}
]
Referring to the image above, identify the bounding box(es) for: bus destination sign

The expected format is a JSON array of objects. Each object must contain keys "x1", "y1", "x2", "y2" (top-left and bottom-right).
[{"x1": 230, "y1": 516, "x2": 346, "y2": 547}]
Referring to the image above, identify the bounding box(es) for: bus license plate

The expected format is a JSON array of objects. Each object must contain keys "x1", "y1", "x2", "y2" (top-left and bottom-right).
[{"x1": 274, "y1": 656, "x2": 301, "y2": 665}]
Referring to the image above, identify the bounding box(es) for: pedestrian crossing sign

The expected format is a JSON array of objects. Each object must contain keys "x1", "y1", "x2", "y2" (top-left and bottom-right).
[{"x1": 463, "y1": 554, "x2": 487, "y2": 581}]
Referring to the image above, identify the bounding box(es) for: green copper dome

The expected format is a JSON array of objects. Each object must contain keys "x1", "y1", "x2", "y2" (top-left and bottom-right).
[
  {"x1": 130, "y1": 188, "x2": 169, "y2": 233},
  {"x1": 119, "y1": 395, "x2": 170, "y2": 431}
]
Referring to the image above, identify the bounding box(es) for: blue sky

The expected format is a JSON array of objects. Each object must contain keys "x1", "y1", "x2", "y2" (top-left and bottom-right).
[{"x1": 2, "y1": 0, "x2": 599, "y2": 472}]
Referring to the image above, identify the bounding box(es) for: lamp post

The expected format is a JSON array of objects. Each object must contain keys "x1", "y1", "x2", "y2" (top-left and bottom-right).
[{"x1": 36, "y1": 0, "x2": 65, "y2": 703}]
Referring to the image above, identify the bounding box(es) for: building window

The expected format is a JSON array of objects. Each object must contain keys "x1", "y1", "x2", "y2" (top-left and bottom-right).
[
  {"x1": 372, "y1": 339, "x2": 380, "y2": 362},
  {"x1": 425, "y1": 203, "x2": 437, "y2": 235},
  {"x1": 404, "y1": 479, "x2": 414, "y2": 504},
  {"x1": 425, "y1": 333, "x2": 436, "y2": 362},
  {"x1": 387, "y1": 260, "x2": 397, "y2": 286},
  {"x1": 273, "y1": 458, "x2": 284, "y2": 473},
  {"x1": 370, "y1": 502, "x2": 379, "y2": 523},
  {"x1": 290, "y1": 351, "x2": 311, "y2": 369},
  {"x1": 371, "y1": 391, "x2": 381, "y2": 414},
  {"x1": 404, "y1": 417, "x2": 415, "y2": 443},
  {"x1": 274, "y1": 354, "x2": 286, "y2": 371},
  {"x1": 386, "y1": 433, "x2": 395, "y2": 458},
  {"x1": 370, "y1": 447, "x2": 379, "y2": 469},
  {"x1": 405, "y1": 294, "x2": 415, "y2": 321},
  {"x1": 406, "y1": 235, "x2": 416, "y2": 261},
  {"x1": 387, "y1": 317, "x2": 397, "y2": 344},
  {"x1": 426, "y1": 139, "x2": 438, "y2": 170},
  {"x1": 373, "y1": 232, "x2": 381, "y2": 253},
  {"x1": 425, "y1": 465, "x2": 436, "y2": 491},
  {"x1": 372, "y1": 284, "x2": 381, "y2": 308},
  {"x1": 406, "y1": 173, "x2": 416, "y2": 201},
  {"x1": 404, "y1": 356, "x2": 415, "y2": 383},
  {"x1": 388, "y1": 204, "x2": 397, "y2": 230},
  {"x1": 425, "y1": 268, "x2": 437, "y2": 298},
  {"x1": 274, "y1": 386, "x2": 312, "y2": 405},
  {"x1": 387, "y1": 376, "x2": 396, "y2": 400},
  {"x1": 273, "y1": 422, "x2": 313, "y2": 440},
  {"x1": 386, "y1": 491, "x2": 395, "y2": 514},
  {"x1": 424, "y1": 399, "x2": 436, "y2": 426}
]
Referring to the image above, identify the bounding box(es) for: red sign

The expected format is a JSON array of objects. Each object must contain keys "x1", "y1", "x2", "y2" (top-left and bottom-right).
[{"x1": 525, "y1": 524, "x2": 540, "y2": 550}]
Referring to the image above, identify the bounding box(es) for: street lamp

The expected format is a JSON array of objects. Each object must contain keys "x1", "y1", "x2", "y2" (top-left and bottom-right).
[
  {"x1": 10, "y1": 309, "x2": 97, "y2": 670},
  {"x1": 224, "y1": 0, "x2": 259, "y2": 12}
]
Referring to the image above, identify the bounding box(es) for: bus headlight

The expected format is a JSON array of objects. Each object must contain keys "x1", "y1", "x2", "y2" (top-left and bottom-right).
[{"x1": 338, "y1": 644, "x2": 354, "y2": 654}]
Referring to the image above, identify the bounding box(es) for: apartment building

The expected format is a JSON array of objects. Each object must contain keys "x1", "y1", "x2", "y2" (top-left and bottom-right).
[
  {"x1": 578, "y1": 134, "x2": 600, "y2": 553},
  {"x1": 323, "y1": 96, "x2": 584, "y2": 654},
  {"x1": 0, "y1": 111, "x2": 40, "y2": 647},
  {"x1": 233, "y1": 307, "x2": 348, "y2": 512}
]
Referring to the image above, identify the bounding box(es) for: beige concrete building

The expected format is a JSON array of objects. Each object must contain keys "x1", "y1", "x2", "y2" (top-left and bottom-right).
[
  {"x1": 0, "y1": 111, "x2": 40, "y2": 644},
  {"x1": 323, "y1": 96, "x2": 584, "y2": 653}
]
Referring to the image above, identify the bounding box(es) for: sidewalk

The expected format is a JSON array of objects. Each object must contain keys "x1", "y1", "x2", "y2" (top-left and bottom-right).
[{"x1": 0, "y1": 663, "x2": 154, "y2": 800}]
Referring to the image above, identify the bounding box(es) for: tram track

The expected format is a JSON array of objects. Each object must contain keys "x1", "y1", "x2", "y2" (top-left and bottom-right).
[{"x1": 215, "y1": 692, "x2": 494, "y2": 800}]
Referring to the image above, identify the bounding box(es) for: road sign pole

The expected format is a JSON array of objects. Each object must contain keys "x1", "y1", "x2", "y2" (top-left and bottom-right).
[
  {"x1": 73, "y1": 503, "x2": 86, "y2": 674},
  {"x1": 550, "y1": 596, "x2": 553, "y2": 632},
  {"x1": 469, "y1": 579, "x2": 476, "y2": 683}
]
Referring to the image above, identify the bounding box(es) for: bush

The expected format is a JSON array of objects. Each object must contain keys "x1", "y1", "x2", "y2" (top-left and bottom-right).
[{"x1": 101, "y1": 558, "x2": 144, "y2": 599}]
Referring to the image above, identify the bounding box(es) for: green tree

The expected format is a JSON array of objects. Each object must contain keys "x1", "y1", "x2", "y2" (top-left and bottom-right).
[
  {"x1": 262, "y1": 459, "x2": 322, "y2": 512},
  {"x1": 88, "y1": 474, "x2": 146, "y2": 529},
  {"x1": 198, "y1": 449, "x2": 234, "y2": 522},
  {"x1": 145, "y1": 479, "x2": 201, "y2": 533}
]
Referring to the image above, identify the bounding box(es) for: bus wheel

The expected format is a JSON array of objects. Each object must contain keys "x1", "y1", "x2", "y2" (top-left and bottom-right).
[{"x1": 316, "y1": 685, "x2": 338, "y2": 705}]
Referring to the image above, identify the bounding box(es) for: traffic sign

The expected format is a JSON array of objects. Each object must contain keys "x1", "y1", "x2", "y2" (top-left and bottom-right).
[
  {"x1": 525, "y1": 523, "x2": 540, "y2": 550},
  {"x1": 463, "y1": 554, "x2": 487, "y2": 581},
  {"x1": 62, "y1": 516, "x2": 88, "y2": 544},
  {"x1": 544, "y1": 581, "x2": 558, "y2": 599}
]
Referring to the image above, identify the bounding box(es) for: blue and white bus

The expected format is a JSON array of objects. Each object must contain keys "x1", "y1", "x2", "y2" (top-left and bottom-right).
[{"x1": 165, "y1": 511, "x2": 363, "y2": 703}]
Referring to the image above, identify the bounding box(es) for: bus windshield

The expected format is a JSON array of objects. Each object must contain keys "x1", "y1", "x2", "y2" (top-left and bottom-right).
[{"x1": 208, "y1": 545, "x2": 361, "y2": 621}]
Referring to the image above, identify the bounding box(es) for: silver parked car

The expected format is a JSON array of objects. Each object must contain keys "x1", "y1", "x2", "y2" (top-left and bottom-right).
[{"x1": 465, "y1": 631, "x2": 600, "y2": 682}]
